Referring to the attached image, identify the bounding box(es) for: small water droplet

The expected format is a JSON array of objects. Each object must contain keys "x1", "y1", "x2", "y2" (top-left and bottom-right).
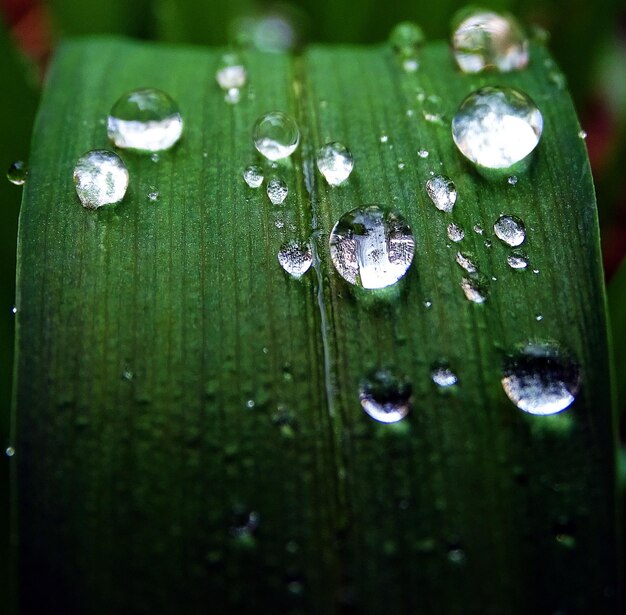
[
  {"x1": 507, "y1": 253, "x2": 529, "y2": 269},
  {"x1": 473, "y1": 225, "x2": 484, "y2": 235},
  {"x1": 243, "y1": 164, "x2": 264, "y2": 188},
  {"x1": 246, "y1": 399, "x2": 255, "y2": 409},
  {"x1": 253, "y1": 111, "x2": 299, "y2": 161},
  {"x1": 536, "y1": 314, "x2": 544, "y2": 322},
  {"x1": 423, "y1": 299, "x2": 432, "y2": 308},
  {"x1": 451, "y1": 9, "x2": 529, "y2": 73},
  {"x1": 447, "y1": 546, "x2": 467, "y2": 564},
  {"x1": 230, "y1": 507, "x2": 260, "y2": 547},
  {"x1": 107, "y1": 88, "x2": 183, "y2": 153},
  {"x1": 431, "y1": 364, "x2": 458, "y2": 388},
  {"x1": 147, "y1": 190, "x2": 159, "y2": 202},
  {"x1": 359, "y1": 369, "x2": 412, "y2": 423},
  {"x1": 215, "y1": 52, "x2": 247, "y2": 90},
  {"x1": 224, "y1": 87, "x2": 242, "y2": 104},
  {"x1": 461, "y1": 277, "x2": 487, "y2": 303},
  {"x1": 122, "y1": 369, "x2": 134, "y2": 381},
  {"x1": 501, "y1": 342, "x2": 581, "y2": 415},
  {"x1": 6, "y1": 160, "x2": 27, "y2": 185},
  {"x1": 380, "y1": 133, "x2": 389, "y2": 144},
  {"x1": 329, "y1": 205, "x2": 415, "y2": 289},
  {"x1": 397, "y1": 161, "x2": 406, "y2": 170},
  {"x1": 418, "y1": 149, "x2": 429, "y2": 158},
  {"x1": 11, "y1": 306, "x2": 17, "y2": 315},
  {"x1": 422, "y1": 94, "x2": 444, "y2": 123},
  {"x1": 267, "y1": 176, "x2": 288, "y2": 204},
  {"x1": 73, "y1": 150, "x2": 129, "y2": 209},
  {"x1": 277, "y1": 241, "x2": 313, "y2": 278},
  {"x1": 447, "y1": 222, "x2": 465, "y2": 242},
  {"x1": 5, "y1": 446, "x2": 15, "y2": 457},
  {"x1": 578, "y1": 129, "x2": 587, "y2": 140},
  {"x1": 151, "y1": 153, "x2": 160, "y2": 163},
  {"x1": 455, "y1": 252, "x2": 478, "y2": 274},
  {"x1": 532, "y1": 268, "x2": 540, "y2": 275},
  {"x1": 452, "y1": 87, "x2": 543, "y2": 169},
  {"x1": 274, "y1": 218, "x2": 285, "y2": 229},
  {"x1": 508, "y1": 175, "x2": 518, "y2": 185},
  {"x1": 494, "y1": 215, "x2": 526, "y2": 246},
  {"x1": 425, "y1": 175, "x2": 457, "y2": 212},
  {"x1": 316, "y1": 142, "x2": 354, "y2": 186},
  {"x1": 389, "y1": 21, "x2": 424, "y2": 70}
]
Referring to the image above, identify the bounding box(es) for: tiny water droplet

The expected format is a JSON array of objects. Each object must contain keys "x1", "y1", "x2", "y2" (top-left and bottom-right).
[
  {"x1": 536, "y1": 314, "x2": 544, "y2": 322},
  {"x1": 147, "y1": 190, "x2": 159, "y2": 202},
  {"x1": 73, "y1": 150, "x2": 129, "y2": 209},
  {"x1": 253, "y1": 111, "x2": 299, "y2": 161},
  {"x1": 473, "y1": 225, "x2": 484, "y2": 235},
  {"x1": 215, "y1": 52, "x2": 247, "y2": 90},
  {"x1": 316, "y1": 142, "x2": 354, "y2": 186},
  {"x1": 578, "y1": 129, "x2": 587, "y2": 140},
  {"x1": 447, "y1": 222, "x2": 465, "y2": 242},
  {"x1": 494, "y1": 215, "x2": 526, "y2": 246},
  {"x1": 425, "y1": 175, "x2": 457, "y2": 212},
  {"x1": 329, "y1": 205, "x2": 415, "y2": 289},
  {"x1": 151, "y1": 153, "x2": 160, "y2": 162},
  {"x1": 447, "y1": 546, "x2": 467, "y2": 565},
  {"x1": 422, "y1": 95, "x2": 444, "y2": 123},
  {"x1": 455, "y1": 252, "x2": 478, "y2": 274},
  {"x1": 6, "y1": 160, "x2": 27, "y2": 185},
  {"x1": 452, "y1": 87, "x2": 543, "y2": 169},
  {"x1": 451, "y1": 9, "x2": 529, "y2": 73},
  {"x1": 418, "y1": 149, "x2": 429, "y2": 158},
  {"x1": 243, "y1": 164, "x2": 264, "y2": 188},
  {"x1": 507, "y1": 253, "x2": 529, "y2": 269},
  {"x1": 5, "y1": 446, "x2": 15, "y2": 457},
  {"x1": 461, "y1": 277, "x2": 487, "y2": 303},
  {"x1": 508, "y1": 175, "x2": 518, "y2": 185},
  {"x1": 277, "y1": 241, "x2": 313, "y2": 278},
  {"x1": 122, "y1": 369, "x2": 134, "y2": 381},
  {"x1": 274, "y1": 218, "x2": 285, "y2": 229},
  {"x1": 431, "y1": 364, "x2": 458, "y2": 388},
  {"x1": 397, "y1": 161, "x2": 406, "y2": 170},
  {"x1": 107, "y1": 88, "x2": 183, "y2": 153},
  {"x1": 380, "y1": 133, "x2": 389, "y2": 144},
  {"x1": 389, "y1": 21, "x2": 425, "y2": 59},
  {"x1": 224, "y1": 88, "x2": 242, "y2": 104},
  {"x1": 501, "y1": 342, "x2": 581, "y2": 415},
  {"x1": 532, "y1": 268, "x2": 540, "y2": 275},
  {"x1": 11, "y1": 306, "x2": 17, "y2": 315},
  {"x1": 359, "y1": 369, "x2": 412, "y2": 423},
  {"x1": 267, "y1": 176, "x2": 288, "y2": 204},
  {"x1": 246, "y1": 399, "x2": 255, "y2": 409}
]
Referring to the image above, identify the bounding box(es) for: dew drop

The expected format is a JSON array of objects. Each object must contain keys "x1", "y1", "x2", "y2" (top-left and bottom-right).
[
  {"x1": 5, "y1": 446, "x2": 15, "y2": 457},
  {"x1": 452, "y1": 87, "x2": 543, "y2": 169},
  {"x1": 473, "y1": 225, "x2": 484, "y2": 235},
  {"x1": 422, "y1": 95, "x2": 444, "y2": 124},
  {"x1": 267, "y1": 176, "x2": 288, "y2": 204},
  {"x1": 447, "y1": 222, "x2": 465, "y2": 242},
  {"x1": 6, "y1": 160, "x2": 27, "y2": 185},
  {"x1": 425, "y1": 175, "x2": 457, "y2": 212},
  {"x1": 461, "y1": 277, "x2": 487, "y2": 303},
  {"x1": 508, "y1": 175, "x2": 518, "y2": 185},
  {"x1": 252, "y1": 111, "x2": 300, "y2": 161},
  {"x1": 277, "y1": 241, "x2": 313, "y2": 278},
  {"x1": 418, "y1": 149, "x2": 429, "y2": 158},
  {"x1": 455, "y1": 252, "x2": 478, "y2": 274},
  {"x1": 501, "y1": 342, "x2": 581, "y2": 415},
  {"x1": 494, "y1": 215, "x2": 526, "y2": 246},
  {"x1": 578, "y1": 129, "x2": 587, "y2": 140},
  {"x1": 359, "y1": 369, "x2": 412, "y2": 423},
  {"x1": 224, "y1": 88, "x2": 242, "y2": 105},
  {"x1": 147, "y1": 190, "x2": 159, "y2": 202},
  {"x1": 389, "y1": 21, "x2": 425, "y2": 69},
  {"x1": 380, "y1": 133, "x2": 389, "y2": 144},
  {"x1": 329, "y1": 205, "x2": 415, "y2": 289},
  {"x1": 451, "y1": 9, "x2": 529, "y2": 73},
  {"x1": 447, "y1": 546, "x2": 467, "y2": 565},
  {"x1": 73, "y1": 150, "x2": 129, "y2": 209},
  {"x1": 431, "y1": 364, "x2": 458, "y2": 388},
  {"x1": 107, "y1": 88, "x2": 183, "y2": 153},
  {"x1": 316, "y1": 142, "x2": 354, "y2": 186},
  {"x1": 507, "y1": 253, "x2": 529, "y2": 269},
  {"x1": 243, "y1": 164, "x2": 264, "y2": 188},
  {"x1": 215, "y1": 52, "x2": 247, "y2": 90}
]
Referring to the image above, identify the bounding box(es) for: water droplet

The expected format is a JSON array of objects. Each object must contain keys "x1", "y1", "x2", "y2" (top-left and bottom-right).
[
  {"x1": 536, "y1": 314, "x2": 544, "y2": 322},
  {"x1": 423, "y1": 299, "x2": 432, "y2": 308},
  {"x1": 501, "y1": 342, "x2": 581, "y2": 415},
  {"x1": 425, "y1": 175, "x2": 457, "y2": 212},
  {"x1": 455, "y1": 252, "x2": 478, "y2": 274},
  {"x1": 5, "y1": 446, "x2": 15, "y2": 457},
  {"x1": 494, "y1": 215, "x2": 526, "y2": 246},
  {"x1": 359, "y1": 369, "x2": 412, "y2": 423},
  {"x1": 417, "y1": 149, "x2": 429, "y2": 158},
  {"x1": 243, "y1": 164, "x2": 264, "y2": 188},
  {"x1": 329, "y1": 205, "x2": 415, "y2": 289},
  {"x1": 422, "y1": 95, "x2": 444, "y2": 124},
  {"x1": 431, "y1": 364, "x2": 458, "y2": 388},
  {"x1": 461, "y1": 277, "x2": 487, "y2": 303},
  {"x1": 278, "y1": 241, "x2": 313, "y2": 278},
  {"x1": 11, "y1": 306, "x2": 17, "y2": 315},
  {"x1": 508, "y1": 175, "x2": 518, "y2": 185},
  {"x1": 252, "y1": 111, "x2": 299, "y2": 161},
  {"x1": 107, "y1": 88, "x2": 183, "y2": 153},
  {"x1": 452, "y1": 87, "x2": 543, "y2": 169},
  {"x1": 380, "y1": 133, "x2": 389, "y2": 144},
  {"x1": 578, "y1": 129, "x2": 587, "y2": 140},
  {"x1": 267, "y1": 176, "x2": 288, "y2": 204},
  {"x1": 6, "y1": 160, "x2": 27, "y2": 185},
  {"x1": 316, "y1": 142, "x2": 354, "y2": 186},
  {"x1": 389, "y1": 21, "x2": 424, "y2": 69},
  {"x1": 230, "y1": 507, "x2": 260, "y2": 547},
  {"x1": 451, "y1": 9, "x2": 529, "y2": 73},
  {"x1": 224, "y1": 88, "x2": 242, "y2": 105},
  {"x1": 447, "y1": 223, "x2": 464, "y2": 242},
  {"x1": 147, "y1": 190, "x2": 159, "y2": 202},
  {"x1": 122, "y1": 369, "x2": 134, "y2": 381},
  {"x1": 274, "y1": 218, "x2": 285, "y2": 229},
  {"x1": 507, "y1": 253, "x2": 529, "y2": 269},
  {"x1": 215, "y1": 52, "x2": 247, "y2": 90},
  {"x1": 397, "y1": 161, "x2": 406, "y2": 170},
  {"x1": 73, "y1": 150, "x2": 129, "y2": 209},
  {"x1": 246, "y1": 399, "x2": 255, "y2": 409},
  {"x1": 447, "y1": 546, "x2": 467, "y2": 564},
  {"x1": 473, "y1": 225, "x2": 484, "y2": 235},
  {"x1": 151, "y1": 153, "x2": 160, "y2": 163}
]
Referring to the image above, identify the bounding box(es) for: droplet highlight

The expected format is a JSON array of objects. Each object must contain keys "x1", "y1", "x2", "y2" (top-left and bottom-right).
[
  {"x1": 359, "y1": 369, "x2": 412, "y2": 423},
  {"x1": 73, "y1": 150, "x2": 129, "y2": 209},
  {"x1": 316, "y1": 142, "x2": 354, "y2": 186},
  {"x1": 431, "y1": 364, "x2": 458, "y2": 388},
  {"x1": 253, "y1": 111, "x2": 300, "y2": 161},
  {"x1": 216, "y1": 52, "x2": 247, "y2": 90}
]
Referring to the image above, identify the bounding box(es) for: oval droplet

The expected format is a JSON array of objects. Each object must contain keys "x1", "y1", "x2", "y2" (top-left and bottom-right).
[
  {"x1": 6, "y1": 160, "x2": 27, "y2": 185},
  {"x1": 252, "y1": 111, "x2": 300, "y2": 161},
  {"x1": 431, "y1": 364, "x2": 458, "y2": 388},
  {"x1": 447, "y1": 222, "x2": 465, "y2": 242},
  {"x1": 455, "y1": 252, "x2": 478, "y2": 274},
  {"x1": 73, "y1": 150, "x2": 129, "y2": 209},
  {"x1": 316, "y1": 142, "x2": 354, "y2": 186},
  {"x1": 107, "y1": 88, "x2": 183, "y2": 153},
  {"x1": 329, "y1": 205, "x2": 415, "y2": 289},
  {"x1": 389, "y1": 21, "x2": 425, "y2": 71},
  {"x1": 359, "y1": 369, "x2": 412, "y2": 423},
  {"x1": 243, "y1": 164, "x2": 264, "y2": 188},
  {"x1": 507, "y1": 253, "x2": 529, "y2": 269},
  {"x1": 425, "y1": 175, "x2": 457, "y2": 212},
  {"x1": 215, "y1": 52, "x2": 247, "y2": 90},
  {"x1": 461, "y1": 277, "x2": 487, "y2": 303},
  {"x1": 494, "y1": 215, "x2": 526, "y2": 247},
  {"x1": 277, "y1": 241, "x2": 313, "y2": 278},
  {"x1": 267, "y1": 176, "x2": 288, "y2": 204}
]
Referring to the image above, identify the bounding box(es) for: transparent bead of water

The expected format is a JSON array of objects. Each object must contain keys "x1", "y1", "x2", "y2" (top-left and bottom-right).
[
  {"x1": 243, "y1": 164, "x2": 264, "y2": 188},
  {"x1": 418, "y1": 149, "x2": 429, "y2": 158},
  {"x1": 316, "y1": 142, "x2": 354, "y2": 186},
  {"x1": 253, "y1": 111, "x2": 300, "y2": 161},
  {"x1": 147, "y1": 190, "x2": 159, "y2": 202},
  {"x1": 277, "y1": 241, "x2": 313, "y2": 278},
  {"x1": 359, "y1": 369, "x2": 412, "y2": 423},
  {"x1": 452, "y1": 86, "x2": 543, "y2": 169},
  {"x1": 431, "y1": 364, "x2": 458, "y2": 388},
  {"x1": 389, "y1": 21, "x2": 424, "y2": 67},
  {"x1": 216, "y1": 53, "x2": 247, "y2": 90},
  {"x1": 107, "y1": 88, "x2": 184, "y2": 153},
  {"x1": 507, "y1": 253, "x2": 529, "y2": 269},
  {"x1": 426, "y1": 175, "x2": 457, "y2": 212},
  {"x1": 422, "y1": 95, "x2": 444, "y2": 123},
  {"x1": 494, "y1": 215, "x2": 526, "y2": 247},
  {"x1": 447, "y1": 223, "x2": 464, "y2": 242},
  {"x1": 73, "y1": 150, "x2": 129, "y2": 209},
  {"x1": 461, "y1": 277, "x2": 487, "y2": 303},
  {"x1": 5, "y1": 446, "x2": 15, "y2": 457},
  {"x1": 473, "y1": 225, "x2": 484, "y2": 235},
  {"x1": 455, "y1": 252, "x2": 478, "y2": 274},
  {"x1": 267, "y1": 176, "x2": 288, "y2": 205},
  {"x1": 508, "y1": 175, "x2": 518, "y2": 185},
  {"x1": 451, "y1": 9, "x2": 529, "y2": 73},
  {"x1": 329, "y1": 205, "x2": 415, "y2": 290},
  {"x1": 501, "y1": 342, "x2": 580, "y2": 415},
  {"x1": 7, "y1": 160, "x2": 27, "y2": 185}
]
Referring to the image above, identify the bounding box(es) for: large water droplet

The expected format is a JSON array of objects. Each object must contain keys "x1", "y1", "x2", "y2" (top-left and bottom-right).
[
  {"x1": 425, "y1": 175, "x2": 457, "y2": 212},
  {"x1": 107, "y1": 88, "x2": 183, "y2": 153},
  {"x1": 253, "y1": 111, "x2": 300, "y2": 161},
  {"x1": 6, "y1": 160, "x2": 27, "y2": 185},
  {"x1": 73, "y1": 150, "x2": 129, "y2": 209},
  {"x1": 501, "y1": 342, "x2": 581, "y2": 415},
  {"x1": 494, "y1": 215, "x2": 526, "y2": 246},
  {"x1": 316, "y1": 142, "x2": 354, "y2": 186},
  {"x1": 243, "y1": 164, "x2": 264, "y2": 188},
  {"x1": 278, "y1": 241, "x2": 313, "y2": 278},
  {"x1": 452, "y1": 87, "x2": 543, "y2": 169},
  {"x1": 359, "y1": 369, "x2": 412, "y2": 423},
  {"x1": 451, "y1": 9, "x2": 529, "y2": 73},
  {"x1": 447, "y1": 222, "x2": 465, "y2": 242},
  {"x1": 267, "y1": 176, "x2": 288, "y2": 204},
  {"x1": 215, "y1": 52, "x2": 247, "y2": 90},
  {"x1": 329, "y1": 205, "x2": 415, "y2": 289}
]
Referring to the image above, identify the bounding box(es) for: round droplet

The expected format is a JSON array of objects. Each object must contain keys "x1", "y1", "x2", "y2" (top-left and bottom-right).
[
  {"x1": 461, "y1": 277, "x2": 487, "y2": 303},
  {"x1": 359, "y1": 369, "x2": 412, "y2": 423},
  {"x1": 501, "y1": 342, "x2": 581, "y2": 415},
  {"x1": 426, "y1": 175, "x2": 457, "y2": 212},
  {"x1": 418, "y1": 149, "x2": 429, "y2": 158},
  {"x1": 452, "y1": 87, "x2": 543, "y2": 169},
  {"x1": 447, "y1": 222, "x2": 464, "y2": 242},
  {"x1": 278, "y1": 241, "x2": 313, "y2": 278},
  {"x1": 494, "y1": 215, "x2": 526, "y2": 246},
  {"x1": 451, "y1": 9, "x2": 529, "y2": 73},
  {"x1": 5, "y1": 446, "x2": 15, "y2": 457},
  {"x1": 508, "y1": 175, "x2": 518, "y2": 185},
  {"x1": 473, "y1": 225, "x2": 484, "y2": 235},
  {"x1": 243, "y1": 164, "x2": 264, "y2": 188},
  {"x1": 316, "y1": 142, "x2": 354, "y2": 186},
  {"x1": 389, "y1": 21, "x2": 425, "y2": 63},
  {"x1": 216, "y1": 53, "x2": 247, "y2": 90},
  {"x1": 329, "y1": 205, "x2": 415, "y2": 290},
  {"x1": 147, "y1": 190, "x2": 159, "y2": 202},
  {"x1": 107, "y1": 88, "x2": 183, "y2": 153},
  {"x1": 73, "y1": 150, "x2": 129, "y2": 209},
  {"x1": 267, "y1": 176, "x2": 288, "y2": 204},
  {"x1": 578, "y1": 129, "x2": 587, "y2": 140},
  {"x1": 252, "y1": 111, "x2": 300, "y2": 161},
  {"x1": 455, "y1": 252, "x2": 478, "y2": 274},
  {"x1": 422, "y1": 95, "x2": 444, "y2": 124},
  {"x1": 7, "y1": 160, "x2": 27, "y2": 185},
  {"x1": 507, "y1": 253, "x2": 529, "y2": 269},
  {"x1": 431, "y1": 364, "x2": 458, "y2": 388}
]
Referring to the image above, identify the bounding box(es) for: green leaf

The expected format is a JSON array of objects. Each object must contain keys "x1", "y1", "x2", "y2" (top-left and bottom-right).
[
  {"x1": 14, "y1": 37, "x2": 618, "y2": 613},
  {"x1": 608, "y1": 259, "x2": 626, "y2": 412}
]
